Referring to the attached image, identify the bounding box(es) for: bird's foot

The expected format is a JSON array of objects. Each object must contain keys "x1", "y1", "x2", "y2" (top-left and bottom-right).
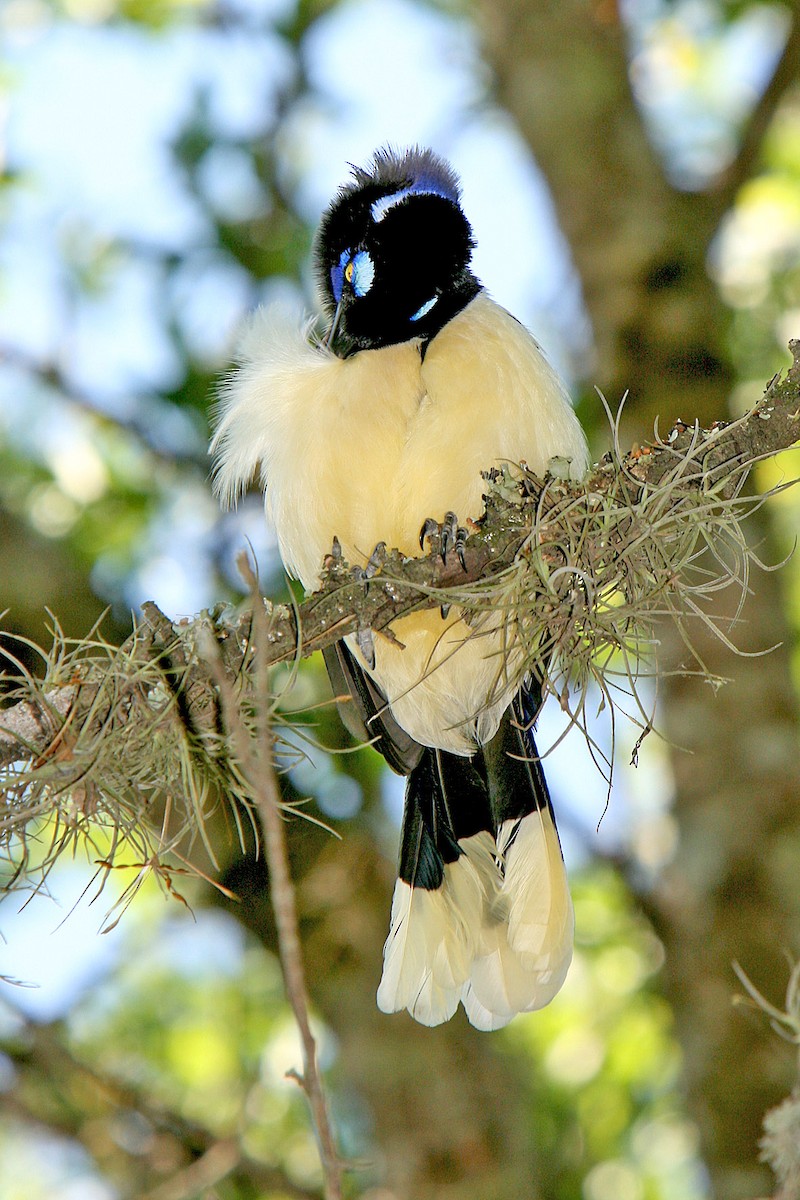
[
  {"x1": 419, "y1": 511, "x2": 469, "y2": 571},
  {"x1": 350, "y1": 541, "x2": 387, "y2": 592},
  {"x1": 321, "y1": 536, "x2": 376, "y2": 666},
  {"x1": 323, "y1": 537, "x2": 343, "y2": 568},
  {"x1": 323, "y1": 535, "x2": 346, "y2": 575},
  {"x1": 355, "y1": 625, "x2": 376, "y2": 670}
]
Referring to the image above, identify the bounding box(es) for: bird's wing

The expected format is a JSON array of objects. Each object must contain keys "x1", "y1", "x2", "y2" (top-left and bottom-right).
[{"x1": 322, "y1": 640, "x2": 424, "y2": 775}]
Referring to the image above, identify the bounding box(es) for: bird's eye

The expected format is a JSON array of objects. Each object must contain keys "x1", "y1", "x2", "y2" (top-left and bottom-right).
[{"x1": 330, "y1": 249, "x2": 375, "y2": 304}]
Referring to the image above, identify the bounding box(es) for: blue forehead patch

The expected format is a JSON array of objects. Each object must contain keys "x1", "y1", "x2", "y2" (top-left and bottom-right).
[{"x1": 370, "y1": 177, "x2": 454, "y2": 224}]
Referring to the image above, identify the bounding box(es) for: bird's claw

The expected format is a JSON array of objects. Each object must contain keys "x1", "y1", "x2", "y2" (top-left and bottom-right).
[
  {"x1": 350, "y1": 541, "x2": 387, "y2": 593},
  {"x1": 454, "y1": 525, "x2": 468, "y2": 572},
  {"x1": 440, "y1": 511, "x2": 458, "y2": 564},
  {"x1": 356, "y1": 625, "x2": 376, "y2": 670},
  {"x1": 419, "y1": 517, "x2": 439, "y2": 551},
  {"x1": 323, "y1": 535, "x2": 344, "y2": 572},
  {"x1": 365, "y1": 541, "x2": 387, "y2": 578},
  {"x1": 418, "y1": 512, "x2": 470, "y2": 571}
]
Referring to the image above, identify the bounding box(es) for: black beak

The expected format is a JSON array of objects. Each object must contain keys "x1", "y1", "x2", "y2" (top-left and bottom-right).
[{"x1": 325, "y1": 296, "x2": 345, "y2": 355}]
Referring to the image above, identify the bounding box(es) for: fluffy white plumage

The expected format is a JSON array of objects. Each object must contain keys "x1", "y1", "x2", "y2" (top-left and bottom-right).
[
  {"x1": 376, "y1": 841, "x2": 487, "y2": 1025},
  {"x1": 212, "y1": 292, "x2": 588, "y2": 756}
]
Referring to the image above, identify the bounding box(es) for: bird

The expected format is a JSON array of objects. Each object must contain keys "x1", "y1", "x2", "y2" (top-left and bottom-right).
[{"x1": 211, "y1": 146, "x2": 589, "y2": 1030}]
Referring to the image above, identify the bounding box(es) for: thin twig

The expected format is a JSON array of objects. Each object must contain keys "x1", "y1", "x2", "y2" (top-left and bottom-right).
[
  {"x1": 712, "y1": 5, "x2": 800, "y2": 222},
  {"x1": 244, "y1": 555, "x2": 343, "y2": 1200},
  {"x1": 199, "y1": 559, "x2": 343, "y2": 1199},
  {"x1": 253, "y1": 749, "x2": 343, "y2": 1199}
]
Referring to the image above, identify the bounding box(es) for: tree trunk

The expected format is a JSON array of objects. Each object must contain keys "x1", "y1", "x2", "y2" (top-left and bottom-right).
[{"x1": 478, "y1": 2, "x2": 800, "y2": 1195}]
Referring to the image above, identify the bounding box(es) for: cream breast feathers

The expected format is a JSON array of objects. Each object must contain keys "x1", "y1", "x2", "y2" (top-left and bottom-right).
[{"x1": 211, "y1": 292, "x2": 587, "y2": 589}]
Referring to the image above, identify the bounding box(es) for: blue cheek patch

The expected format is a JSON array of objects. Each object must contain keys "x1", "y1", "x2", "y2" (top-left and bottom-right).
[
  {"x1": 330, "y1": 249, "x2": 350, "y2": 303},
  {"x1": 410, "y1": 295, "x2": 438, "y2": 322},
  {"x1": 350, "y1": 250, "x2": 375, "y2": 297}
]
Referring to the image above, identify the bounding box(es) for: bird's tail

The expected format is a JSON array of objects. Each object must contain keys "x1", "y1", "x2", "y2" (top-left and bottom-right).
[{"x1": 377, "y1": 695, "x2": 573, "y2": 1029}]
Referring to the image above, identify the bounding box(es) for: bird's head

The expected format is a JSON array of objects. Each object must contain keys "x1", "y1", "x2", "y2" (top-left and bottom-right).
[{"x1": 314, "y1": 146, "x2": 480, "y2": 357}]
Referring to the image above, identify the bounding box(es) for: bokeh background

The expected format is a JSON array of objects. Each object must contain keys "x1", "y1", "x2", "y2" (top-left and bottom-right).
[{"x1": 2, "y1": 1, "x2": 800, "y2": 1197}]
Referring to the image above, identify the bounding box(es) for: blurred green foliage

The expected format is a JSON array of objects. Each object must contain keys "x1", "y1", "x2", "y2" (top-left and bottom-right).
[{"x1": 0, "y1": 863, "x2": 706, "y2": 1199}]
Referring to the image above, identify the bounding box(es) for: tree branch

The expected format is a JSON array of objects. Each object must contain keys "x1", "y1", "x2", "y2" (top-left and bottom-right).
[
  {"x1": 0, "y1": 1006, "x2": 320, "y2": 1200},
  {"x1": 2, "y1": 340, "x2": 799, "y2": 783},
  {"x1": 711, "y1": 2, "x2": 800, "y2": 223}
]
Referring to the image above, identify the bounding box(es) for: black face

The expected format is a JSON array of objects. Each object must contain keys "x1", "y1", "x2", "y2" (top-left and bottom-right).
[{"x1": 314, "y1": 147, "x2": 481, "y2": 357}]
